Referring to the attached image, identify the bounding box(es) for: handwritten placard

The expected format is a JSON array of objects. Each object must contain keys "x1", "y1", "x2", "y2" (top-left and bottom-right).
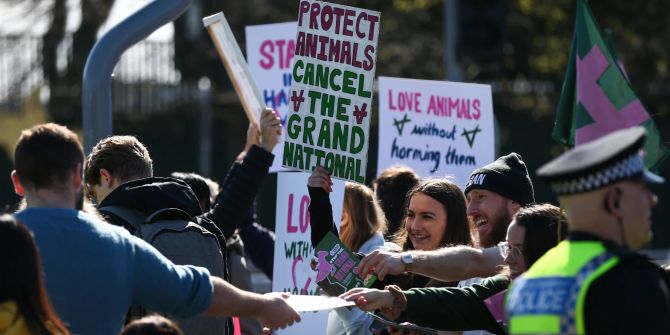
[
  {"x1": 272, "y1": 171, "x2": 345, "y2": 335},
  {"x1": 282, "y1": 0, "x2": 380, "y2": 183},
  {"x1": 246, "y1": 22, "x2": 297, "y2": 172},
  {"x1": 377, "y1": 77, "x2": 495, "y2": 187}
]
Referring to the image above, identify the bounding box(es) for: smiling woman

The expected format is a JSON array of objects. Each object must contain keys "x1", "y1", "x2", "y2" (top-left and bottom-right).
[
  {"x1": 391, "y1": 178, "x2": 476, "y2": 290},
  {"x1": 393, "y1": 178, "x2": 475, "y2": 252}
]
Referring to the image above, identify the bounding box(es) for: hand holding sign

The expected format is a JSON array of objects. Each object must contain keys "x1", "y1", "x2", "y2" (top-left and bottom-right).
[
  {"x1": 243, "y1": 122, "x2": 261, "y2": 154},
  {"x1": 259, "y1": 108, "x2": 283, "y2": 153},
  {"x1": 308, "y1": 166, "x2": 333, "y2": 193}
]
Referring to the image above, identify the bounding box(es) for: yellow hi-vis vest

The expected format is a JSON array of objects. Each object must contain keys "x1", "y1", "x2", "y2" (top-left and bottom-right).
[{"x1": 505, "y1": 240, "x2": 619, "y2": 334}]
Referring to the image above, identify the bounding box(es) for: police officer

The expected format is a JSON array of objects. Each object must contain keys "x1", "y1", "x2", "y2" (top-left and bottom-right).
[{"x1": 505, "y1": 126, "x2": 670, "y2": 334}]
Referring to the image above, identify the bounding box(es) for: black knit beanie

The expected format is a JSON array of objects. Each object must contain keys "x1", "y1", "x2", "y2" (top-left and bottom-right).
[{"x1": 463, "y1": 153, "x2": 535, "y2": 206}]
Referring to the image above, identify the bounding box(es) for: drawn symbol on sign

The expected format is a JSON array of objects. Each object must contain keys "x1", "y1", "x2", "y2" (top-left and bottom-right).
[
  {"x1": 292, "y1": 255, "x2": 312, "y2": 294},
  {"x1": 353, "y1": 103, "x2": 368, "y2": 124},
  {"x1": 393, "y1": 114, "x2": 411, "y2": 136},
  {"x1": 461, "y1": 125, "x2": 482, "y2": 148},
  {"x1": 291, "y1": 90, "x2": 305, "y2": 112}
]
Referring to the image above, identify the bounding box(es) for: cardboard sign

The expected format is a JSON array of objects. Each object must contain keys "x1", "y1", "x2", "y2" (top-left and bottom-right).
[
  {"x1": 246, "y1": 22, "x2": 297, "y2": 172},
  {"x1": 204, "y1": 13, "x2": 265, "y2": 124},
  {"x1": 272, "y1": 172, "x2": 345, "y2": 335},
  {"x1": 377, "y1": 77, "x2": 495, "y2": 187},
  {"x1": 282, "y1": 0, "x2": 380, "y2": 183}
]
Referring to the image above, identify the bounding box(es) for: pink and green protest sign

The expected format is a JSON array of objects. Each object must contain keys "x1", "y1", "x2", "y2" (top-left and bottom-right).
[{"x1": 282, "y1": 0, "x2": 380, "y2": 183}]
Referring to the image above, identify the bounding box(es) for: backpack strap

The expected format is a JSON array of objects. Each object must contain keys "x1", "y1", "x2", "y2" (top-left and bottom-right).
[
  {"x1": 99, "y1": 205, "x2": 148, "y2": 233},
  {"x1": 146, "y1": 208, "x2": 196, "y2": 223}
]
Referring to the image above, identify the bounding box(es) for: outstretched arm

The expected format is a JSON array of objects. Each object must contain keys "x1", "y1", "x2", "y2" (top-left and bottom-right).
[
  {"x1": 356, "y1": 246, "x2": 503, "y2": 282},
  {"x1": 342, "y1": 276, "x2": 508, "y2": 333},
  {"x1": 206, "y1": 277, "x2": 301, "y2": 331},
  {"x1": 340, "y1": 287, "x2": 395, "y2": 314}
]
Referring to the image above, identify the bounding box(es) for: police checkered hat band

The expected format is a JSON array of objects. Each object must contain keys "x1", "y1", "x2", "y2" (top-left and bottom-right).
[{"x1": 549, "y1": 153, "x2": 644, "y2": 195}]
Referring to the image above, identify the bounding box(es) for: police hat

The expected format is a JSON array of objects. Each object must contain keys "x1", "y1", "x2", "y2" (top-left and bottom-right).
[{"x1": 537, "y1": 126, "x2": 664, "y2": 196}]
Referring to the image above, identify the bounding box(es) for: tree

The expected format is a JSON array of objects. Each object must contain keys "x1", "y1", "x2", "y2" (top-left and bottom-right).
[{"x1": 42, "y1": 0, "x2": 115, "y2": 126}]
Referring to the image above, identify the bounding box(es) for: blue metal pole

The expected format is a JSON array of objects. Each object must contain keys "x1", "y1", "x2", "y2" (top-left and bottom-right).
[{"x1": 82, "y1": 0, "x2": 192, "y2": 153}]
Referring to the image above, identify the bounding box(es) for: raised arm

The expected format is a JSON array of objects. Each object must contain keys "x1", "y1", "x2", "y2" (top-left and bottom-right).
[
  {"x1": 204, "y1": 108, "x2": 281, "y2": 238},
  {"x1": 356, "y1": 246, "x2": 503, "y2": 282},
  {"x1": 307, "y1": 165, "x2": 339, "y2": 246}
]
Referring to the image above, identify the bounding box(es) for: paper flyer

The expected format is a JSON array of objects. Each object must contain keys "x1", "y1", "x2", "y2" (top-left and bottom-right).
[{"x1": 313, "y1": 231, "x2": 376, "y2": 296}]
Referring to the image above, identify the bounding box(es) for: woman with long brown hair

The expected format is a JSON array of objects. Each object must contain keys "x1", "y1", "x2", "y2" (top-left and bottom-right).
[
  {"x1": 339, "y1": 182, "x2": 388, "y2": 253},
  {"x1": 0, "y1": 214, "x2": 68, "y2": 335},
  {"x1": 391, "y1": 178, "x2": 476, "y2": 288}
]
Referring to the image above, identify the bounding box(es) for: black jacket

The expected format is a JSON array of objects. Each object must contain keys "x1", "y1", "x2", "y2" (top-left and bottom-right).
[
  {"x1": 99, "y1": 144, "x2": 274, "y2": 248},
  {"x1": 97, "y1": 145, "x2": 273, "y2": 335},
  {"x1": 574, "y1": 231, "x2": 670, "y2": 334}
]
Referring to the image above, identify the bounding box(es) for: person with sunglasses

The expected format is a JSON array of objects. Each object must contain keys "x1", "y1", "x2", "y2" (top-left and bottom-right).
[{"x1": 340, "y1": 203, "x2": 567, "y2": 335}]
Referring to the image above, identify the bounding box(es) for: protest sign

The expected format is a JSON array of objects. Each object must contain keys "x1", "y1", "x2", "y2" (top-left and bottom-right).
[
  {"x1": 282, "y1": 0, "x2": 380, "y2": 183},
  {"x1": 377, "y1": 77, "x2": 495, "y2": 187},
  {"x1": 273, "y1": 171, "x2": 345, "y2": 335},
  {"x1": 204, "y1": 13, "x2": 264, "y2": 124},
  {"x1": 246, "y1": 22, "x2": 297, "y2": 172}
]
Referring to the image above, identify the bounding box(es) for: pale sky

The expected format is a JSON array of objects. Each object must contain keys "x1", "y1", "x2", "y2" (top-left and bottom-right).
[{"x1": 0, "y1": 0, "x2": 173, "y2": 41}]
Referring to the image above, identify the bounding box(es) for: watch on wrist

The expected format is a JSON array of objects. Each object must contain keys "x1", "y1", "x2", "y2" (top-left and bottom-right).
[{"x1": 400, "y1": 252, "x2": 413, "y2": 272}]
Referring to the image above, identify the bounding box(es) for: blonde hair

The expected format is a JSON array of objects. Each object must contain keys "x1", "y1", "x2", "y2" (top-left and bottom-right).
[{"x1": 340, "y1": 182, "x2": 387, "y2": 252}]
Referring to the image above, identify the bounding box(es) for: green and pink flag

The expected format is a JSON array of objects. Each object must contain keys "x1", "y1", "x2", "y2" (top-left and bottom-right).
[{"x1": 553, "y1": 0, "x2": 668, "y2": 170}]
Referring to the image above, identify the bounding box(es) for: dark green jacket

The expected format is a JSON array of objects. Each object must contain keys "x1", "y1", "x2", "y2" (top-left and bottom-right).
[{"x1": 400, "y1": 274, "x2": 510, "y2": 334}]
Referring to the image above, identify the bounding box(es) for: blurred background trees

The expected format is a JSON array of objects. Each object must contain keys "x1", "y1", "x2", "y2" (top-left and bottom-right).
[{"x1": 1, "y1": 0, "x2": 668, "y2": 246}]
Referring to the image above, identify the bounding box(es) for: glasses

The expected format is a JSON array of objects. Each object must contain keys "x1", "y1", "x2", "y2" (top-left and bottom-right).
[{"x1": 498, "y1": 241, "x2": 524, "y2": 260}]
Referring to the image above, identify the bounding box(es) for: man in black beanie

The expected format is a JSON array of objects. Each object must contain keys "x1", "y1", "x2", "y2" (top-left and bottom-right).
[
  {"x1": 464, "y1": 153, "x2": 535, "y2": 247},
  {"x1": 357, "y1": 153, "x2": 536, "y2": 287}
]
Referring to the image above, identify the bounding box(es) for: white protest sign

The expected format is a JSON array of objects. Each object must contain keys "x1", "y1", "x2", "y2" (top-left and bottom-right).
[
  {"x1": 282, "y1": 0, "x2": 380, "y2": 183},
  {"x1": 377, "y1": 77, "x2": 495, "y2": 187},
  {"x1": 246, "y1": 22, "x2": 297, "y2": 172},
  {"x1": 273, "y1": 171, "x2": 345, "y2": 335}
]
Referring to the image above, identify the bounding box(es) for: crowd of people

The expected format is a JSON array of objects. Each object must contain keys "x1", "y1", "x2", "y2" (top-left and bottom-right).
[{"x1": 1, "y1": 107, "x2": 668, "y2": 335}]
